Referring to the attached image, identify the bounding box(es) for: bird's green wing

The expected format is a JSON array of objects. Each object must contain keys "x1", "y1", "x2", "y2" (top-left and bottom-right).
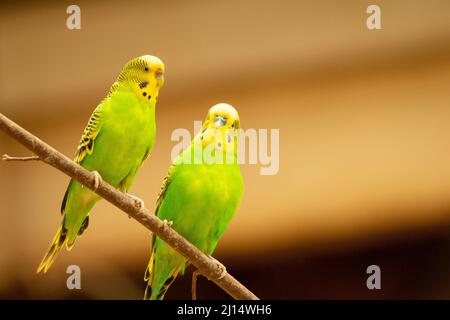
[
  {"x1": 155, "y1": 164, "x2": 176, "y2": 216},
  {"x1": 144, "y1": 162, "x2": 177, "y2": 293},
  {"x1": 74, "y1": 105, "x2": 103, "y2": 164},
  {"x1": 147, "y1": 164, "x2": 174, "y2": 262},
  {"x1": 60, "y1": 105, "x2": 103, "y2": 215}
]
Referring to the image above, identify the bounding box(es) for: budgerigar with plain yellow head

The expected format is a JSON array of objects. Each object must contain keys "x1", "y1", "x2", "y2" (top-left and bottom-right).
[
  {"x1": 144, "y1": 103, "x2": 243, "y2": 299},
  {"x1": 37, "y1": 55, "x2": 165, "y2": 273}
]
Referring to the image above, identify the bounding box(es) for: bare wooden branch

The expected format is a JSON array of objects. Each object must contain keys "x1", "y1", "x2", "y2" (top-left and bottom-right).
[
  {"x1": 2, "y1": 154, "x2": 40, "y2": 161},
  {"x1": 0, "y1": 112, "x2": 259, "y2": 300}
]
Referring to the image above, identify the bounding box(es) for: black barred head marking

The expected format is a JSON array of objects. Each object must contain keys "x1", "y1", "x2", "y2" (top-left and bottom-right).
[{"x1": 108, "y1": 55, "x2": 165, "y2": 98}]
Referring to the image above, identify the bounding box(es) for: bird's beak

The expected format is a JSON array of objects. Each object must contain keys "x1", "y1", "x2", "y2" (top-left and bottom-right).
[
  {"x1": 214, "y1": 116, "x2": 227, "y2": 128},
  {"x1": 155, "y1": 68, "x2": 164, "y2": 79},
  {"x1": 155, "y1": 68, "x2": 164, "y2": 87}
]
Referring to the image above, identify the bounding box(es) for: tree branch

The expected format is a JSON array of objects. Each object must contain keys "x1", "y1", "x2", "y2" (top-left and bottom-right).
[
  {"x1": 2, "y1": 154, "x2": 40, "y2": 161},
  {"x1": 0, "y1": 112, "x2": 258, "y2": 300}
]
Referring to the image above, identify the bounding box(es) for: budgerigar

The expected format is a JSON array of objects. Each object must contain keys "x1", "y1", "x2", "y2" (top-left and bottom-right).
[
  {"x1": 37, "y1": 55, "x2": 165, "y2": 273},
  {"x1": 144, "y1": 103, "x2": 243, "y2": 300}
]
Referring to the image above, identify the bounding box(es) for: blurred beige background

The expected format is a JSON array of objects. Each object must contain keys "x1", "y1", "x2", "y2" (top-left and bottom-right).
[{"x1": 1, "y1": 0, "x2": 450, "y2": 299}]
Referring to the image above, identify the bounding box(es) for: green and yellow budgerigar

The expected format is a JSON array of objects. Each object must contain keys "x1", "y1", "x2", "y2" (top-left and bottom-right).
[
  {"x1": 144, "y1": 103, "x2": 243, "y2": 300},
  {"x1": 37, "y1": 55, "x2": 165, "y2": 273}
]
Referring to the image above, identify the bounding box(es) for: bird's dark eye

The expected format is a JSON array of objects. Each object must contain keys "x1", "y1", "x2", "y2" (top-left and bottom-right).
[{"x1": 144, "y1": 67, "x2": 149, "y2": 72}]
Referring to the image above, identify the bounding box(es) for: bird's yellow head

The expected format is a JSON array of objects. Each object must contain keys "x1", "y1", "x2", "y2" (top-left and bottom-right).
[
  {"x1": 200, "y1": 103, "x2": 241, "y2": 153},
  {"x1": 112, "y1": 55, "x2": 165, "y2": 103}
]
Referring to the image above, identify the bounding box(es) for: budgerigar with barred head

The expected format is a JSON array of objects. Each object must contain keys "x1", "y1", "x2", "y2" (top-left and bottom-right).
[
  {"x1": 37, "y1": 55, "x2": 165, "y2": 273},
  {"x1": 144, "y1": 103, "x2": 243, "y2": 300}
]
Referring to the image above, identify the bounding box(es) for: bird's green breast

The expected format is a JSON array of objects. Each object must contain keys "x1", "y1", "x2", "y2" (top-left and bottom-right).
[{"x1": 157, "y1": 146, "x2": 243, "y2": 254}]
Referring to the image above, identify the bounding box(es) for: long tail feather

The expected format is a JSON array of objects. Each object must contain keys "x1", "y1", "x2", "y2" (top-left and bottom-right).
[
  {"x1": 143, "y1": 246, "x2": 180, "y2": 300},
  {"x1": 144, "y1": 273, "x2": 178, "y2": 300},
  {"x1": 143, "y1": 247, "x2": 158, "y2": 300},
  {"x1": 36, "y1": 223, "x2": 68, "y2": 274}
]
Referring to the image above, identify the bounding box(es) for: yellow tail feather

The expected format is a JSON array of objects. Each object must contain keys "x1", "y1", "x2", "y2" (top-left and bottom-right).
[
  {"x1": 144, "y1": 272, "x2": 179, "y2": 300},
  {"x1": 36, "y1": 224, "x2": 67, "y2": 274},
  {"x1": 143, "y1": 246, "x2": 181, "y2": 300}
]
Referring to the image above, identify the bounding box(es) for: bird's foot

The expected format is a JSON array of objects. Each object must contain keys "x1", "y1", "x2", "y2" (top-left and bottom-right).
[
  {"x1": 127, "y1": 193, "x2": 145, "y2": 210},
  {"x1": 209, "y1": 255, "x2": 227, "y2": 280},
  {"x1": 162, "y1": 219, "x2": 173, "y2": 231},
  {"x1": 91, "y1": 171, "x2": 102, "y2": 191}
]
